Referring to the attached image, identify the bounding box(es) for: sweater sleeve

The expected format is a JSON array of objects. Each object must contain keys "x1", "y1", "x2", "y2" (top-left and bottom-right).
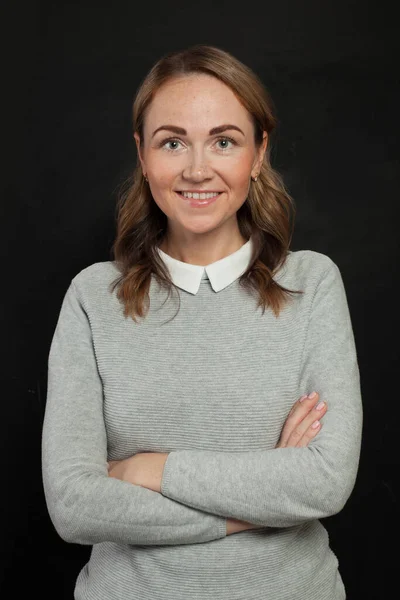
[
  {"x1": 41, "y1": 281, "x2": 227, "y2": 546},
  {"x1": 160, "y1": 261, "x2": 363, "y2": 527}
]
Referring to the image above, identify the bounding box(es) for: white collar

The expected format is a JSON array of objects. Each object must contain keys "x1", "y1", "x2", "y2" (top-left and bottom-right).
[{"x1": 156, "y1": 236, "x2": 254, "y2": 295}]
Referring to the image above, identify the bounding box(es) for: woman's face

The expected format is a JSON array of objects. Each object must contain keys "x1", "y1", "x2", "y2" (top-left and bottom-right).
[{"x1": 134, "y1": 74, "x2": 267, "y2": 238}]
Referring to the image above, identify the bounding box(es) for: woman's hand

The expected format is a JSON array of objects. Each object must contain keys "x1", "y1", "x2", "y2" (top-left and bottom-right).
[
  {"x1": 227, "y1": 392, "x2": 327, "y2": 535},
  {"x1": 226, "y1": 518, "x2": 263, "y2": 535},
  {"x1": 276, "y1": 391, "x2": 327, "y2": 448},
  {"x1": 107, "y1": 457, "x2": 139, "y2": 483},
  {"x1": 108, "y1": 453, "x2": 169, "y2": 493}
]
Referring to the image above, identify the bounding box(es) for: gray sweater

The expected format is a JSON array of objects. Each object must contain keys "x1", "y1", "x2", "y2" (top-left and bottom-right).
[{"x1": 41, "y1": 238, "x2": 362, "y2": 600}]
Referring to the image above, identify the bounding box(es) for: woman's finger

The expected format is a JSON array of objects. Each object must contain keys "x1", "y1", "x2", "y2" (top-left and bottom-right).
[
  {"x1": 277, "y1": 393, "x2": 320, "y2": 448},
  {"x1": 285, "y1": 400, "x2": 328, "y2": 447},
  {"x1": 297, "y1": 420, "x2": 323, "y2": 447}
]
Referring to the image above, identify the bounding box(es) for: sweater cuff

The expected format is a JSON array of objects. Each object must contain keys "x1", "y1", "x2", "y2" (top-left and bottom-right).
[
  {"x1": 161, "y1": 452, "x2": 227, "y2": 539},
  {"x1": 160, "y1": 451, "x2": 180, "y2": 498}
]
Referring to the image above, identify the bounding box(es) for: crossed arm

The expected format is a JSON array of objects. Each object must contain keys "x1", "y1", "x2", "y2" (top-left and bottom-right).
[
  {"x1": 42, "y1": 263, "x2": 362, "y2": 546},
  {"x1": 108, "y1": 391, "x2": 329, "y2": 534}
]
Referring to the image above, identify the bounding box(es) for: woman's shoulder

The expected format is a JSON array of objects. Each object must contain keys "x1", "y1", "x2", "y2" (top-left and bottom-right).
[
  {"x1": 72, "y1": 260, "x2": 120, "y2": 282},
  {"x1": 276, "y1": 249, "x2": 338, "y2": 288},
  {"x1": 69, "y1": 260, "x2": 121, "y2": 298},
  {"x1": 287, "y1": 248, "x2": 336, "y2": 271}
]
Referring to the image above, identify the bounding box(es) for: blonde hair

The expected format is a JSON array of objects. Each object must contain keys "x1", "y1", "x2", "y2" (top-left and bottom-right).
[{"x1": 110, "y1": 44, "x2": 303, "y2": 323}]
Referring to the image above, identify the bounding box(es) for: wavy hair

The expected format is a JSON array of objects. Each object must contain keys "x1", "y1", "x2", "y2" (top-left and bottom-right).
[{"x1": 110, "y1": 44, "x2": 303, "y2": 323}]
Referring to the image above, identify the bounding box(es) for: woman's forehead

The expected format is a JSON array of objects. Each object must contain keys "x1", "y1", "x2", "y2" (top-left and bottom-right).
[{"x1": 144, "y1": 76, "x2": 252, "y2": 135}]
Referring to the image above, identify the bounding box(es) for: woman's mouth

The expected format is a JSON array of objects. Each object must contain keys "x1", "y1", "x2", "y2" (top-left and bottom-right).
[{"x1": 175, "y1": 191, "x2": 223, "y2": 207}]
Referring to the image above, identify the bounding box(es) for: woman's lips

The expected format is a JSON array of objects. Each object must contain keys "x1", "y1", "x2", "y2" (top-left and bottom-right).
[{"x1": 175, "y1": 191, "x2": 222, "y2": 207}]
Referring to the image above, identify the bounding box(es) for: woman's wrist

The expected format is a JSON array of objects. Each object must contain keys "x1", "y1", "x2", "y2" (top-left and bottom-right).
[
  {"x1": 226, "y1": 518, "x2": 259, "y2": 535},
  {"x1": 109, "y1": 453, "x2": 169, "y2": 492}
]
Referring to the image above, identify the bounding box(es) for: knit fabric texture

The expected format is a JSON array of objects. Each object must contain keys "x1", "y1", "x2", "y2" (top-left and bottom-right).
[{"x1": 42, "y1": 247, "x2": 362, "y2": 600}]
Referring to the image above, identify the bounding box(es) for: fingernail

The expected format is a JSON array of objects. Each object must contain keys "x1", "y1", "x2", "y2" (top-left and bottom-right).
[
  {"x1": 316, "y1": 401, "x2": 325, "y2": 411},
  {"x1": 299, "y1": 394, "x2": 308, "y2": 402},
  {"x1": 308, "y1": 391, "x2": 317, "y2": 399},
  {"x1": 312, "y1": 420, "x2": 320, "y2": 429}
]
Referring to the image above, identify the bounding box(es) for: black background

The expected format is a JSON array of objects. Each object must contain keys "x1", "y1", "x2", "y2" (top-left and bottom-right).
[{"x1": 2, "y1": 1, "x2": 399, "y2": 598}]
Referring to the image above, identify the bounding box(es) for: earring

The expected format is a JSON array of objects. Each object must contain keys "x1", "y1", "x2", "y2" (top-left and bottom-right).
[
  {"x1": 144, "y1": 173, "x2": 148, "y2": 182},
  {"x1": 251, "y1": 174, "x2": 258, "y2": 182}
]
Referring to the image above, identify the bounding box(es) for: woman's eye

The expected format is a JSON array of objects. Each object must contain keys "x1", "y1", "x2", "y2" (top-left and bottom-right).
[
  {"x1": 216, "y1": 137, "x2": 235, "y2": 150},
  {"x1": 163, "y1": 139, "x2": 182, "y2": 151}
]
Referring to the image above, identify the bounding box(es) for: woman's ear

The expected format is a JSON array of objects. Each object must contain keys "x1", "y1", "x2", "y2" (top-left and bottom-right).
[
  {"x1": 252, "y1": 131, "x2": 268, "y2": 176},
  {"x1": 258, "y1": 131, "x2": 268, "y2": 169},
  {"x1": 134, "y1": 132, "x2": 145, "y2": 171}
]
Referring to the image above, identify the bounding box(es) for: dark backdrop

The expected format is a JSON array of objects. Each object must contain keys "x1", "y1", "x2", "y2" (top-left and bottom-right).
[{"x1": 2, "y1": 1, "x2": 399, "y2": 598}]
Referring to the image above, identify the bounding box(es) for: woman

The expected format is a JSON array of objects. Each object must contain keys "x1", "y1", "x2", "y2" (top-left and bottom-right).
[{"x1": 41, "y1": 45, "x2": 362, "y2": 599}]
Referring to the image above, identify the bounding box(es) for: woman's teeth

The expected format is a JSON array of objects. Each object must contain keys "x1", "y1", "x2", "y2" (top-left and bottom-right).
[{"x1": 180, "y1": 192, "x2": 220, "y2": 200}]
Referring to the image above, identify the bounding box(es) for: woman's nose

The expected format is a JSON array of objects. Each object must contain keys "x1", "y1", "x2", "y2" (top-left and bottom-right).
[{"x1": 182, "y1": 149, "x2": 212, "y2": 181}]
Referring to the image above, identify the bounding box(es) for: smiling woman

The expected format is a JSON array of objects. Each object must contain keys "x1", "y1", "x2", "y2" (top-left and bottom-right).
[
  {"x1": 42, "y1": 44, "x2": 362, "y2": 600},
  {"x1": 135, "y1": 72, "x2": 268, "y2": 242},
  {"x1": 110, "y1": 45, "x2": 303, "y2": 322}
]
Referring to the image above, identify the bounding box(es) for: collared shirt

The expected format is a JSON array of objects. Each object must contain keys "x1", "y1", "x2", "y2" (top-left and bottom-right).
[{"x1": 156, "y1": 236, "x2": 254, "y2": 295}]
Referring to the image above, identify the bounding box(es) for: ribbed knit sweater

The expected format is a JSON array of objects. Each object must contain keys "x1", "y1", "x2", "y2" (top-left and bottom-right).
[{"x1": 41, "y1": 238, "x2": 362, "y2": 600}]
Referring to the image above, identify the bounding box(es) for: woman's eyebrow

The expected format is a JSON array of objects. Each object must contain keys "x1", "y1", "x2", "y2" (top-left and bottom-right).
[{"x1": 151, "y1": 124, "x2": 245, "y2": 138}]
